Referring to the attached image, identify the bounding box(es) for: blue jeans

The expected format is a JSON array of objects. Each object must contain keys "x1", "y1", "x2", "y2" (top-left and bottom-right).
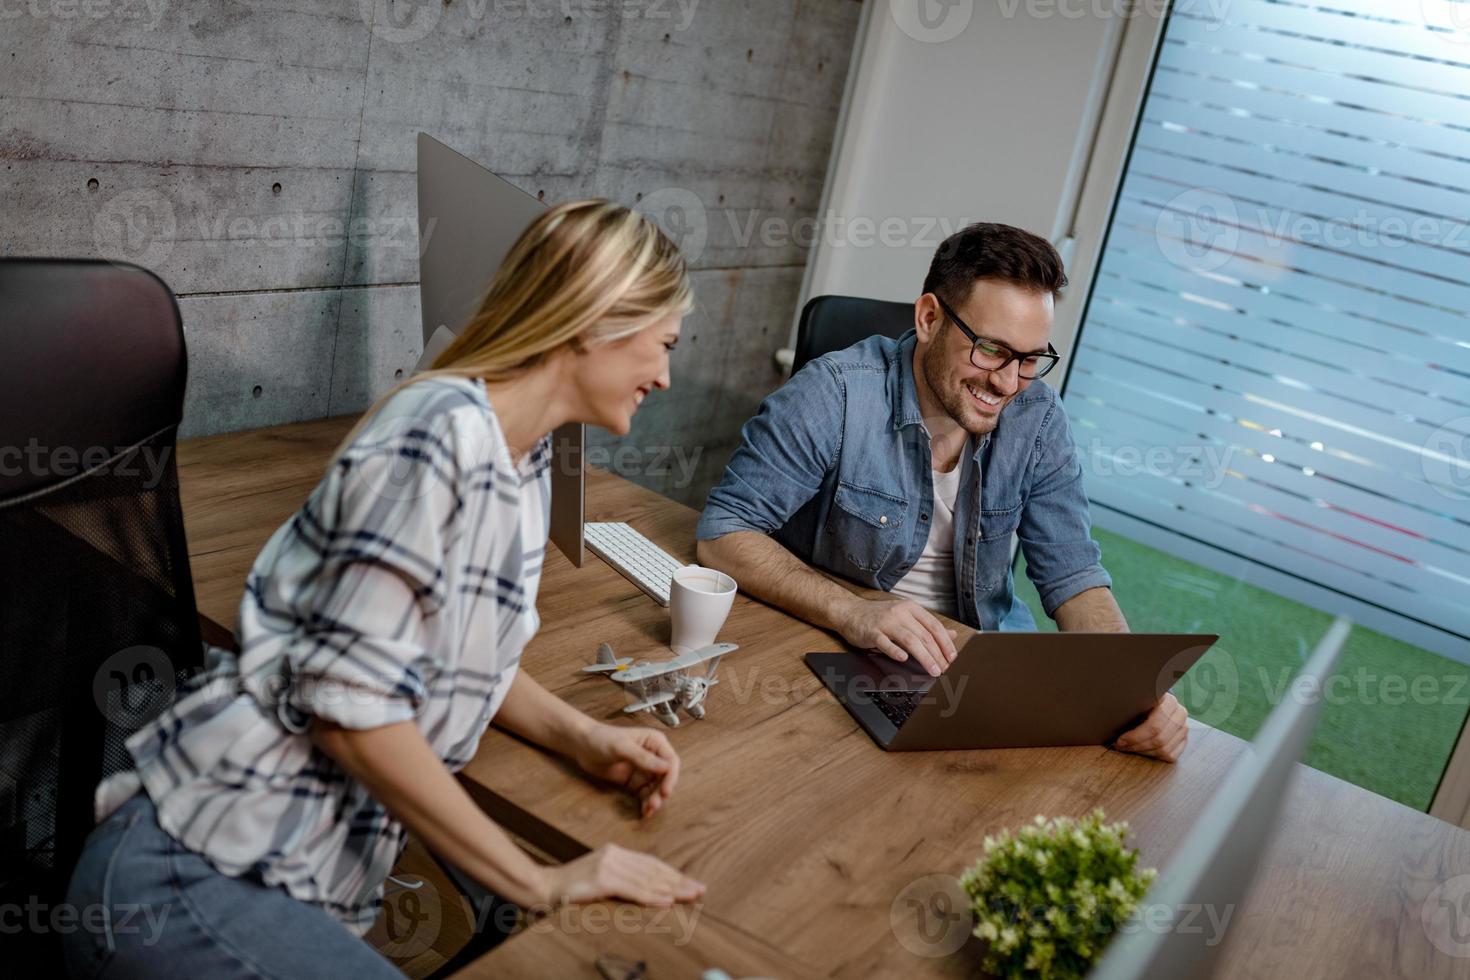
[{"x1": 62, "y1": 794, "x2": 402, "y2": 979}]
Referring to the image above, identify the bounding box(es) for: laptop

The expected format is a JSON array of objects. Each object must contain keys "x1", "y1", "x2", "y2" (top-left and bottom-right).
[{"x1": 805, "y1": 631, "x2": 1216, "y2": 751}]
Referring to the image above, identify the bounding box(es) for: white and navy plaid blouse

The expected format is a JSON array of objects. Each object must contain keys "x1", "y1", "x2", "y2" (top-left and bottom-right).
[{"x1": 95, "y1": 376, "x2": 551, "y2": 934}]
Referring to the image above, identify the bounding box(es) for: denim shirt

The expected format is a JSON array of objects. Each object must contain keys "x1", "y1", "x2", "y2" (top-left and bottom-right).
[{"x1": 696, "y1": 329, "x2": 1110, "y2": 631}]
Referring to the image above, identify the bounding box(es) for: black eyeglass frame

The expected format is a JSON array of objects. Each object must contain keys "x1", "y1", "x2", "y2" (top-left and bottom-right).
[{"x1": 934, "y1": 295, "x2": 1061, "y2": 380}]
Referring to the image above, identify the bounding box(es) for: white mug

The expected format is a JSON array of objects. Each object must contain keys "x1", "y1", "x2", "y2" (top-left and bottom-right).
[{"x1": 669, "y1": 565, "x2": 737, "y2": 654}]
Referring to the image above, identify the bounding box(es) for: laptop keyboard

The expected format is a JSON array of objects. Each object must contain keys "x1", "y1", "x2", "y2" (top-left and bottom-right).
[{"x1": 866, "y1": 690, "x2": 922, "y2": 728}]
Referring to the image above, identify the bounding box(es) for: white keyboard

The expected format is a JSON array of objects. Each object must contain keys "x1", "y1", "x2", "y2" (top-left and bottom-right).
[{"x1": 584, "y1": 521, "x2": 683, "y2": 606}]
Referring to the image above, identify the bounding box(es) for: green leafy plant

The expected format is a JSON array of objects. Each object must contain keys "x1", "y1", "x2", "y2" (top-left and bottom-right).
[{"x1": 960, "y1": 810, "x2": 1155, "y2": 979}]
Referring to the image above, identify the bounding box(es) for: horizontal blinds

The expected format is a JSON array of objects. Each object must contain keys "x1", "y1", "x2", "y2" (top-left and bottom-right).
[{"x1": 1065, "y1": 0, "x2": 1470, "y2": 654}]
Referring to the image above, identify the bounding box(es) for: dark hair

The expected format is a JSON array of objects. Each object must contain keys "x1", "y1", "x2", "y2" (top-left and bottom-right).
[{"x1": 922, "y1": 222, "x2": 1068, "y2": 308}]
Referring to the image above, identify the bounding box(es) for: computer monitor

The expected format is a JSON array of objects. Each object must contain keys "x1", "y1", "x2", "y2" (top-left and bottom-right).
[
  {"x1": 1087, "y1": 616, "x2": 1353, "y2": 980},
  {"x1": 417, "y1": 132, "x2": 546, "y2": 350},
  {"x1": 415, "y1": 133, "x2": 585, "y2": 566}
]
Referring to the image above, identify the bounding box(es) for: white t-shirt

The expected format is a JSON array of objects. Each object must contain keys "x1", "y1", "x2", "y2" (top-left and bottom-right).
[{"x1": 890, "y1": 461, "x2": 964, "y2": 619}]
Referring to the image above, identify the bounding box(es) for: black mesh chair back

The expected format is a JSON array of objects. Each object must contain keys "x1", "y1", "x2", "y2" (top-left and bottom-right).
[
  {"x1": 791, "y1": 294, "x2": 915, "y2": 374},
  {"x1": 0, "y1": 259, "x2": 204, "y2": 928}
]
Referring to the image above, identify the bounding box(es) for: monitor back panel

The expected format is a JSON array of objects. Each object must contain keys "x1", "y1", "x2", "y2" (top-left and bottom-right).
[
  {"x1": 548, "y1": 422, "x2": 584, "y2": 567},
  {"x1": 417, "y1": 132, "x2": 546, "y2": 346},
  {"x1": 1087, "y1": 617, "x2": 1350, "y2": 980},
  {"x1": 416, "y1": 134, "x2": 588, "y2": 564}
]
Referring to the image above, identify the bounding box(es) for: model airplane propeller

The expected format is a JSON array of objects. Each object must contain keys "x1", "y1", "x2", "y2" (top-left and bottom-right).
[{"x1": 581, "y1": 641, "x2": 739, "y2": 727}]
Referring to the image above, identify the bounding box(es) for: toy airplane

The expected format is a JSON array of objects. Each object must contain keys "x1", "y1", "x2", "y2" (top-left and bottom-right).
[{"x1": 581, "y1": 641, "x2": 739, "y2": 727}]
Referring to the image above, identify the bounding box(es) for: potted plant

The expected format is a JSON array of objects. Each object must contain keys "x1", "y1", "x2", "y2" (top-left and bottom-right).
[{"x1": 960, "y1": 810, "x2": 1155, "y2": 979}]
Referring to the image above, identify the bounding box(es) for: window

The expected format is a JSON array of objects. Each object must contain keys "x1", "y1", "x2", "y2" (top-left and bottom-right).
[{"x1": 1027, "y1": 0, "x2": 1470, "y2": 810}]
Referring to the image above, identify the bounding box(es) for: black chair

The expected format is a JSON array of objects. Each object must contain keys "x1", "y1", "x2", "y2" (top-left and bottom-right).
[
  {"x1": 791, "y1": 294, "x2": 915, "y2": 374},
  {"x1": 0, "y1": 259, "x2": 216, "y2": 963}
]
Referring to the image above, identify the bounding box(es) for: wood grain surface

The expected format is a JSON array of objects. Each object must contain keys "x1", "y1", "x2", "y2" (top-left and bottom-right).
[{"x1": 174, "y1": 416, "x2": 1470, "y2": 980}]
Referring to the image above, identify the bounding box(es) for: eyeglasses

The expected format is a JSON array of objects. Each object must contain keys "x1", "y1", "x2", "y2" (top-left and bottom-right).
[{"x1": 934, "y1": 295, "x2": 1060, "y2": 380}]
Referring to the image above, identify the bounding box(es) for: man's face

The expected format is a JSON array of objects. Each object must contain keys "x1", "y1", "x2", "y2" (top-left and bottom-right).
[{"x1": 915, "y1": 280, "x2": 1055, "y2": 436}]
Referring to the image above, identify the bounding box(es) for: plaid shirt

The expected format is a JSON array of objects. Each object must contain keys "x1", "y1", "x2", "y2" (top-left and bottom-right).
[{"x1": 96, "y1": 377, "x2": 551, "y2": 934}]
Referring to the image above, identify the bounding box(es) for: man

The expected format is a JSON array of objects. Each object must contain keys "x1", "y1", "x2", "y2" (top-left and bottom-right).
[{"x1": 695, "y1": 222, "x2": 1187, "y2": 762}]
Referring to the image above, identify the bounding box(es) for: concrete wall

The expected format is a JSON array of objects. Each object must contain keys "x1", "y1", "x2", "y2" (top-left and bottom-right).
[{"x1": 1, "y1": 0, "x2": 862, "y2": 506}]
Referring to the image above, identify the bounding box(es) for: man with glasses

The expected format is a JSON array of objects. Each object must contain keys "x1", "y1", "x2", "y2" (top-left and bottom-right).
[{"x1": 695, "y1": 222, "x2": 1188, "y2": 762}]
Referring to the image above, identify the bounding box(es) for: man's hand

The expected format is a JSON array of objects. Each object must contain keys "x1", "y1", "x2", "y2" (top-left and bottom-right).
[
  {"x1": 836, "y1": 595, "x2": 959, "y2": 676},
  {"x1": 570, "y1": 722, "x2": 681, "y2": 819},
  {"x1": 1113, "y1": 692, "x2": 1188, "y2": 762}
]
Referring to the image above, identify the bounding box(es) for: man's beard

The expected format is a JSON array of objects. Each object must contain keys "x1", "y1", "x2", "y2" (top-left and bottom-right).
[{"x1": 921, "y1": 339, "x2": 1002, "y2": 436}]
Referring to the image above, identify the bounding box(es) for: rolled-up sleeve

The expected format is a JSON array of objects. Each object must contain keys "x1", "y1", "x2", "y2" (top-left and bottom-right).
[
  {"x1": 274, "y1": 415, "x2": 468, "y2": 731},
  {"x1": 1017, "y1": 396, "x2": 1112, "y2": 617},
  {"x1": 696, "y1": 359, "x2": 844, "y2": 540}
]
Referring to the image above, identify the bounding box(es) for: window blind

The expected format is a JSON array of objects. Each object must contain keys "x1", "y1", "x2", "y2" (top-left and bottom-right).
[{"x1": 1064, "y1": 0, "x2": 1470, "y2": 659}]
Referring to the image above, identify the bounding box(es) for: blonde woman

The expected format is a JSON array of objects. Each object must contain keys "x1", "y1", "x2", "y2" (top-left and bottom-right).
[{"x1": 64, "y1": 201, "x2": 705, "y2": 979}]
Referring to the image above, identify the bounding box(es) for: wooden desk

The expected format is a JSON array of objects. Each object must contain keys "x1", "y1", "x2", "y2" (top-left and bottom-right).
[
  {"x1": 465, "y1": 904, "x2": 821, "y2": 980},
  {"x1": 176, "y1": 417, "x2": 1470, "y2": 980}
]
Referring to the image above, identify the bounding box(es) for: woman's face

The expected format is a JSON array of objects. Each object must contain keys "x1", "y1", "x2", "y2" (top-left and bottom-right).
[{"x1": 570, "y1": 312, "x2": 682, "y2": 436}]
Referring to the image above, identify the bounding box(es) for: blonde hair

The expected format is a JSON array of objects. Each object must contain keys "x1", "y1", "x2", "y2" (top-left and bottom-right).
[{"x1": 337, "y1": 199, "x2": 692, "y2": 454}]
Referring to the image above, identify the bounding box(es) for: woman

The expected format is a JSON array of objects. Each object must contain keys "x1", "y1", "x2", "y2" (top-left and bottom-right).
[{"x1": 64, "y1": 201, "x2": 705, "y2": 978}]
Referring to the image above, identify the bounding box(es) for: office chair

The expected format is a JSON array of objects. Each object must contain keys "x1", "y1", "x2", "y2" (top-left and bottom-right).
[
  {"x1": 791, "y1": 294, "x2": 915, "y2": 374},
  {"x1": 0, "y1": 258, "x2": 217, "y2": 962}
]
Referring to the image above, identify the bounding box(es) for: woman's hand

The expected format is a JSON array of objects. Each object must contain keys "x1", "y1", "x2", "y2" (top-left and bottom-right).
[
  {"x1": 541, "y1": 843, "x2": 704, "y2": 908},
  {"x1": 570, "y1": 722, "x2": 681, "y2": 819}
]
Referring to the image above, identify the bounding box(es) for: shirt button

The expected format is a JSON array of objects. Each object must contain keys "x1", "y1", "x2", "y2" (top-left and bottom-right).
[
  {"x1": 921, "y1": 513, "x2": 930, "y2": 522},
  {"x1": 879, "y1": 515, "x2": 888, "y2": 525}
]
